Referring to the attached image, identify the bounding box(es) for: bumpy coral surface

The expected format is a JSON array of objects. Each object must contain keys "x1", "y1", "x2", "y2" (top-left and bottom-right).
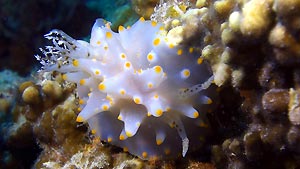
[{"x1": 36, "y1": 17, "x2": 217, "y2": 159}]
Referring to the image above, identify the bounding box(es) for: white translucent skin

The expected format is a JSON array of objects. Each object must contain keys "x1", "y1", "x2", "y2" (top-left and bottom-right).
[{"x1": 37, "y1": 18, "x2": 216, "y2": 159}]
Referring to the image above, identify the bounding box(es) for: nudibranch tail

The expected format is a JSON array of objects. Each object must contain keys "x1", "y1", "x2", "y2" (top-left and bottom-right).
[{"x1": 36, "y1": 17, "x2": 217, "y2": 160}]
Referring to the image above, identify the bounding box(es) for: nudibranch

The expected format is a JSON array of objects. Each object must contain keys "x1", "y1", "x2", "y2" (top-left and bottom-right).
[{"x1": 36, "y1": 17, "x2": 217, "y2": 159}]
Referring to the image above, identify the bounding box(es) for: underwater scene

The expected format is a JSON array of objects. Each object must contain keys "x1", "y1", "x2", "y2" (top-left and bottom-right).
[{"x1": 1, "y1": 0, "x2": 300, "y2": 168}]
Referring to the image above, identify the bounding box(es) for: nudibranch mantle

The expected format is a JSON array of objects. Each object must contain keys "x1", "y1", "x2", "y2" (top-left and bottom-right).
[{"x1": 36, "y1": 17, "x2": 216, "y2": 159}]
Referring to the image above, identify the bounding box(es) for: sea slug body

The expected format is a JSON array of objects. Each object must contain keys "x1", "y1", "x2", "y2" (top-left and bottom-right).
[{"x1": 36, "y1": 17, "x2": 216, "y2": 159}]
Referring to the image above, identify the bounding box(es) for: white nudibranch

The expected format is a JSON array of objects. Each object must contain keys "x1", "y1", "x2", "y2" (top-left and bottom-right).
[{"x1": 36, "y1": 17, "x2": 217, "y2": 159}]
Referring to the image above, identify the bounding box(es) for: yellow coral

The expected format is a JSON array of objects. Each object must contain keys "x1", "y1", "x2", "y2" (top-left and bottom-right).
[
  {"x1": 22, "y1": 86, "x2": 40, "y2": 104},
  {"x1": 240, "y1": 0, "x2": 272, "y2": 38},
  {"x1": 131, "y1": 0, "x2": 159, "y2": 19}
]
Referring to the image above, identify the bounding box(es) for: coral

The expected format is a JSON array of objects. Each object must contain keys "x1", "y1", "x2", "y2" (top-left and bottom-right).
[
  {"x1": 213, "y1": 0, "x2": 235, "y2": 17},
  {"x1": 33, "y1": 93, "x2": 89, "y2": 168},
  {"x1": 0, "y1": 75, "x2": 37, "y2": 168},
  {"x1": 262, "y1": 89, "x2": 289, "y2": 113},
  {"x1": 112, "y1": 154, "x2": 143, "y2": 169},
  {"x1": 186, "y1": 161, "x2": 216, "y2": 169},
  {"x1": 131, "y1": 0, "x2": 159, "y2": 19},
  {"x1": 1, "y1": 76, "x2": 90, "y2": 168},
  {"x1": 288, "y1": 89, "x2": 300, "y2": 125},
  {"x1": 149, "y1": 0, "x2": 300, "y2": 168},
  {"x1": 5, "y1": 78, "x2": 178, "y2": 168},
  {"x1": 239, "y1": 0, "x2": 273, "y2": 38},
  {"x1": 0, "y1": 70, "x2": 26, "y2": 115},
  {"x1": 269, "y1": 23, "x2": 300, "y2": 65},
  {"x1": 41, "y1": 80, "x2": 64, "y2": 100},
  {"x1": 22, "y1": 86, "x2": 40, "y2": 104},
  {"x1": 41, "y1": 138, "x2": 110, "y2": 169},
  {"x1": 151, "y1": 0, "x2": 191, "y2": 25},
  {"x1": 1, "y1": 67, "x2": 215, "y2": 168},
  {"x1": 273, "y1": 0, "x2": 300, "y2": 32},
  {"x1": 0, "y1": 99, "x2": 10, "y2": 114}
]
